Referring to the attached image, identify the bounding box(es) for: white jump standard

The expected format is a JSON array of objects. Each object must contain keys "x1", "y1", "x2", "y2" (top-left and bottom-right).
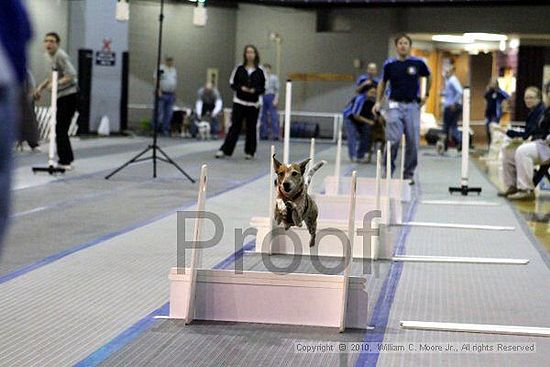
[{"x1": 169, "y1": 165, "x2": 369, "y2": 331}]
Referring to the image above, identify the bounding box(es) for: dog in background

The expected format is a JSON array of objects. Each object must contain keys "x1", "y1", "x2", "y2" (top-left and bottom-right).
[{"x1": 273, "y1": 155, "x2": 326, "y2": 247}]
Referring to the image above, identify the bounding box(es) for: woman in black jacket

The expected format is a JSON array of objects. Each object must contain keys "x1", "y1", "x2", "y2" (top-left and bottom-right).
[{"x1": 216, "y1": 45, "x2": 266, "y2": 159}]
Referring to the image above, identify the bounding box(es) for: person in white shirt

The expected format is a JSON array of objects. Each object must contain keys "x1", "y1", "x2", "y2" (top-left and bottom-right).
[
  {"x1": 260, "y1": 64, "x2": 280, "y2": 140},
  {"x1": 196, "y1": 82, "x2": 223, "y2": 136},
  {"x1": 155, "y1": 56, "x2": 177, "y2": 136}
]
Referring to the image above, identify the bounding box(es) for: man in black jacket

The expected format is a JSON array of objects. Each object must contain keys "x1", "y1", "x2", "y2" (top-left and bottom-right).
[{"x1": 216, "y1": 45, "x2": 265, "y2": 159}]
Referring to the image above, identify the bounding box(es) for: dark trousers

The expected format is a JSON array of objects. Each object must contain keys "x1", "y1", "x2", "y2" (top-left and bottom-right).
[
  {"x1": 443, "y1": 104, "x2": 462, "y2": 150},
  {"x1": 56, "y1": 93, "x2": 78, "y2": 165},
  {"x1": 220, "y1": 103, "x2": 259, "y2": 156},
  {"x1": 353, "y1": 122, "x2": 371, "y2": 159}
]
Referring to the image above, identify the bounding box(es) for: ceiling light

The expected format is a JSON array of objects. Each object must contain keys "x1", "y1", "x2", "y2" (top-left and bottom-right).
[
  {"x1": 432, "y1": 35, "x2": 474, "y2": 43},
  {"x1": 464, "y1": 33, "x2": 508, "y2": 42}
]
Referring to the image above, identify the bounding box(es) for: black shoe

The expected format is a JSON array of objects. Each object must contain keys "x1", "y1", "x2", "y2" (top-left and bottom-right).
[{"x1": 408, "y1": 179, "x2": 415, "y2": 186}]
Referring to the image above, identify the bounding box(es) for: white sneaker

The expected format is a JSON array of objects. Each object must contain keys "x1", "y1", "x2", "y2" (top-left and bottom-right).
[
  {"x1": 215, "y1": 150, "x2": 225, "y2": 159},
  {"x1": 245, "y1": 154, "x2": 254, "y2": 160},
  {"x1": 58, "y1": 164, "x2": 74, "y2": 171}
]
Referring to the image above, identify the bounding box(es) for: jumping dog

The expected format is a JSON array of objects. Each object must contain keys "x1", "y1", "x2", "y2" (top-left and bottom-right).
[{"x1": 273, "y1": 155, "x2": 326, "y2": 247}]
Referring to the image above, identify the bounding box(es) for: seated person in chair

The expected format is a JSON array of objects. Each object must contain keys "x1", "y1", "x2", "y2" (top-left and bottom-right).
[
  {"x1": 196, "y1": 82, "x2": 223, "y2": 137},
  {"x1": 498, "y1": 86, "x2": 549, "y2": 200}
]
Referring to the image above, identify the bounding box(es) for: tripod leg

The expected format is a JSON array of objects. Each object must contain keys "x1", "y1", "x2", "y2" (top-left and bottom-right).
[
  {"x1": 156, "y1": 146, "x2": 196, "y2": 183},
  {"x1": 105, "y1": 146, "x2": 153, "y2": 179}
]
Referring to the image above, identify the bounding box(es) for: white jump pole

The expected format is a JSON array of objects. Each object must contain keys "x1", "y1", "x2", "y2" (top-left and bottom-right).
[
  {"x1": 449, "y1": 88, "x2": 481, "y2": 195},
  {"x1": 283, "y1": 80, "x2": 292, "y2": 165},
  {"x1": 385, "y1": 142, "x2": 391, "y2": 222},
  {"x1": 185, "y1": 164, "x2": 208, "y2": 324},
  {"x1": 400, "y1": 135, "x2": 405, "y2": 181},
  {"x1": 334, "y1": 129, "x2": 343, "y2": 194},
  {"x1": 401, "y1": 321, "x2": 550, "y2": 337},
  {"x1": 269, "y1": 145, "x2": 276, "y2": 254},
  {"x1": 308, "y1": 138, "x2": 315, "y2": 194},
  {"x1": 373, "y1": 149, "x2": 382, "y2": 260},
  {"x1": 48, "y1": 71, "x2": 58, "y2": 167},
  {"x1": 339, "y1": 170, "x2": 357, "y2": 333}
]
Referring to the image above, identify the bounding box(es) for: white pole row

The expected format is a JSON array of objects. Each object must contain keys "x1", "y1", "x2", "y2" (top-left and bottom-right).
[
  {"x1": 419, "y1": 200, "x2": 499, "y2": 207},
  {"x1": 399, "y1": 222, "x2": 515, "y2": 231}
]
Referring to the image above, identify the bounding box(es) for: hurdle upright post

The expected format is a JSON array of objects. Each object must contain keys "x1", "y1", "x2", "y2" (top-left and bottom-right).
[
  {"x1": 449, "y1": 87, "x2": 481, "y2": 195},
  {"x1": 283, "y1": 80, "x2": 292, "y2": 165},
  {"x1": 339, "y1": 171, "x2": 357, "y2": 332},
  {"x1": 334, "y1": 129, "x2": 343, "y2": 195},
  {"x1": 185, "y1": 164, "x2": 208, "y2": 324},
  {"x1": 308, "y1": 138, "x2": 315, "y2": 194},
  {"x1": 385, "y1": 142, "x2": 392, "y2": 222},
  {"x1": 373, "y1": 149, "x2": 382, "y2": 260}
]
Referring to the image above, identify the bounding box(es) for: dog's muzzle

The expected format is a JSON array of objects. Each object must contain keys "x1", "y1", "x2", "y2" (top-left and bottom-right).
[{"x1": 283, "y1": 182, "x2": 292, "y2": 192}]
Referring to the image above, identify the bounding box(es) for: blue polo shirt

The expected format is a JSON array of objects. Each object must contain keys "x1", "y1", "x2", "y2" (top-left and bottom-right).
[{"x1": 382, "y1": 56, "x2": 430, "y2": 102}]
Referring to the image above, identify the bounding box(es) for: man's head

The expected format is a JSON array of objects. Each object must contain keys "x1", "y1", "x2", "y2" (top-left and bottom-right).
[
  {"x1": 444, "y1": 65, "x2": 455, "y2": 78},
  {"x1": 394, "y1": 33, "x2": 412, "y2": 58},
  {"x1": 264, "y1": 63, "x2": 272, "y2": 74},
  {"x1": 524, "y1": 86, "x2": 541, "y2": 109},
  {"x1": 165, "y1": 57, "x2": 174, "y2": 67},
  {"x1": 44, "y1": 32, "x2": 60, "y2": 55},
  {"x1": 366, "y1": 63, "x2": 377, "y2": 78}
]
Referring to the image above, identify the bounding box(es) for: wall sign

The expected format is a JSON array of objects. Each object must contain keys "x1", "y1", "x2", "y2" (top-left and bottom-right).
[{"x1": 96, "y1": 38, "x2": 116, "y2": 66}]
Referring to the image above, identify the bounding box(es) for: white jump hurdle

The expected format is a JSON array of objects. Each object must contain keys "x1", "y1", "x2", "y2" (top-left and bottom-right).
[
  {"x1": 169, "y1": 165, "x2": 369, "y2": 331},
  {"x1": 325, "y1": 133, "x2": 412, "y2": 203},
  {"x1": 252, "y1": 147, "x2": 393, "y2": 259}
]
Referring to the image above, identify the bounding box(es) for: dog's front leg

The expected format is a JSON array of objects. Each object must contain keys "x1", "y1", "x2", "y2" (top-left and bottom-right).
[{"x1": 287, "y1": 202, "x2": 303, "y2": 227}]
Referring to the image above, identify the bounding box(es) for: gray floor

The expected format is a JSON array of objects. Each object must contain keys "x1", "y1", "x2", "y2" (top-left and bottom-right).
[{"x1": 1, "y1": 138, "x2": 548, "y2": 366}]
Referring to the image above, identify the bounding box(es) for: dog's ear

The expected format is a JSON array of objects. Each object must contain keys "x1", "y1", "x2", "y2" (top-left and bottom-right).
[
  {"x1": 273, "y1": 154, "x2": 282, "y2": 172},
  {"x1": 298, "y1": 158, "x2": 311, "y2": 175}
]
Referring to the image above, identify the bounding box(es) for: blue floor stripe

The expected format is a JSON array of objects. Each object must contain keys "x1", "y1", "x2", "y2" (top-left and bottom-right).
[
  {"x1": 0, "y1": 172, "x2": 267, "y2": 285},
  {"x1": 355, "y1": 182, "x2": 420, "y2": 367},
  {"x1": 73, "y1": 239, "x2": 256, "y2": 367}
]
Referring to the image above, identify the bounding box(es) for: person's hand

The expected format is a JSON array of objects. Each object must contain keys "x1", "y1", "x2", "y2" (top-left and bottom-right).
[
  {"x1": 372, "y1": 102, "x2": 381, "y2": 115},
  {"x1": 33, "y1": 89, "x2": 41, "y2": 101},
  {"x1": 366, "y1": 119, "x2": 375, "y2": 126},
  {"x1": 273, "y1": 98, "x2": 278, "y2": 107},
  {"x1": 241, "y1": 86, "x2": 251, "y2": 93},
  {"x1": 449, "y1": 103, "x2": 456, "y2": 112}
]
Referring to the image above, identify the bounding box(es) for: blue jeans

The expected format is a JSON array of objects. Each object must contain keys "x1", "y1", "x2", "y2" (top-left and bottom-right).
[
  {"x1": 260, "y1": 94, "x2": 279, "y2": 139},
  {"x1": 157, "y1": 92, "x2": 175, "y2": 134},
  {"x1": 344, "y1": 117, "x2": 358, "y2": 160},
  {"x1": 385, "y1": 102, "x2": 420, "y2": 179},
  {"x1": 0, "y1": 84, "x2": 16, "y2": 252}
]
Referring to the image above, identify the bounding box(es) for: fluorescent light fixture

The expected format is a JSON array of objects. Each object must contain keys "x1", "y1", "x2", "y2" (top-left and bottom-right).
[
  {"x1": 464, "y1": 33, "x2": 508, "y2": 42},
  {"x1": 432, "y1": 35, "x2": 474, "y2": 43}
]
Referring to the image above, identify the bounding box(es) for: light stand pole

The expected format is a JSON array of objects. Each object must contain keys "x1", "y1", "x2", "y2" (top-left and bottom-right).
[{"x1": 105, "y1": 0, "x2": 195, "y2": 183}]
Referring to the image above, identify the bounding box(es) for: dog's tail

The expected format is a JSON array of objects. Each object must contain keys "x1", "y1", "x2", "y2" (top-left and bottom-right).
[{"x1": 305, "y1": 160, "x2": 326, "y2": 187}]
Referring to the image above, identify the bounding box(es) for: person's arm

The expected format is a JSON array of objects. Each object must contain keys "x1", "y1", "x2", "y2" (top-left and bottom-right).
[
  {"x1": 229, "y1": 66, "x2": 240, "y2": 92},
  {"x1": 452, "y1": 77, "x2": 463, "y2": 105},
  {"x1": 195, "y1": 99, "x2": 203, "y2": 117},
  {"x1": 373, "y1": 80, "x2": 386, "y2": 114},
  {"x1": 213, "y1": 92, "x2": 223, "y2": 116},
  {"x1": 352, "y1": 114, "x2": 375, "y2": 125}
]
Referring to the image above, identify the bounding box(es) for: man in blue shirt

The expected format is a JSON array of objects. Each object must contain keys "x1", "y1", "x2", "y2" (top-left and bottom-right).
[
  {"x1": 441, "y1": 65, "x2": 463, "y2": 152},
  {"x1": 373, "y1": 34, "x2": 432, "y2": 184},
  {"x1": 484, "y1": 79, "x2": 509, "y2": 148},
  {"x1": 0, "y1": 1, "x2": 32, "y2": 253}
]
